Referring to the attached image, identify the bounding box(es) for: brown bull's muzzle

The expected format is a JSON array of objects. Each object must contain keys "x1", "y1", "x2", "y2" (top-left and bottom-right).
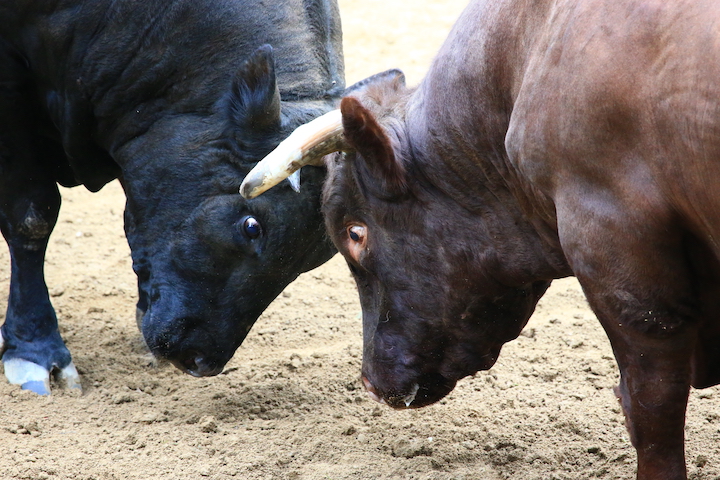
[
  {"x1": 361, "y1": 369, "x2": 458, "y2": 409},
  {"x1": 239, "y1": 109, "x2": 349, "y2": 199}
]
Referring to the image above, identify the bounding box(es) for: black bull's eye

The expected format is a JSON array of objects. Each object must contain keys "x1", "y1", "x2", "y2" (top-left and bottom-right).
[{"x1": 241, "y1": 216, "x2": 262, "y2": 239}]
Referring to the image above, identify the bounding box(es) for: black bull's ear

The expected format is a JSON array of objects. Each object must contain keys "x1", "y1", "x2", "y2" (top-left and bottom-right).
[
  {"x1": 340, "y1": 96, "x2": 408, "y2": 197},
  {"x1": 227, "y1": 44, "x2": 282, "y2": 150},
  {"x1": 343, "y1": 68, "x2": 406, "y2": 96}
]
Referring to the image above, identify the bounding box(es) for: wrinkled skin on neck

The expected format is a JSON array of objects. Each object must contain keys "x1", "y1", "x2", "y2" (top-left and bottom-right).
[{"x1": 322, "y1": 75, "x2": 563, "y2": 408}]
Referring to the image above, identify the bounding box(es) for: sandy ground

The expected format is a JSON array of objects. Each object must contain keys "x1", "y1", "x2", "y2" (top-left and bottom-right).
[{"x1": 2, "y1": 1, "x2": 720, "y2": 479}]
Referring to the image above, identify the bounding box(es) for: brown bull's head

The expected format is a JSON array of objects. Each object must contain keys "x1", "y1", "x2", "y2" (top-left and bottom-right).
[{"x1": 240, "y1": 71, "x2": 551, "y2": 408}]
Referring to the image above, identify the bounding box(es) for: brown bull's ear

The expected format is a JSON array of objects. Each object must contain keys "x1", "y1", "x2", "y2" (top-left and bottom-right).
[{"x1": 340, "y1": 96, "x2": 407, "y2": 197}]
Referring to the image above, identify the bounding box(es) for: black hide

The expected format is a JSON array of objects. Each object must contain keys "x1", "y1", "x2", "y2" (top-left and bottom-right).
[{"x1": 0, "y1": 0, "x2": 343, "y2": 386}]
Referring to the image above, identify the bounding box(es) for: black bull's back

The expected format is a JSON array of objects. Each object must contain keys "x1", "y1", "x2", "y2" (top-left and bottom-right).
[{"x1": 0, "y1": 0, "x2": 344, "y2": 394}]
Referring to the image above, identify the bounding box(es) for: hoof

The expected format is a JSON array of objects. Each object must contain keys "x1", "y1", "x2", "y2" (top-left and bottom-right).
[
  {"x1": 4, "y1": 358, "x2": 52, "y2": 395},
  {"x1": 3, "y1": 358, "x2": 82, "y2": 395},
  {"x1": 55, "y1": 362, "x2": 82, "y2": 391},
  {"x1": 21, "y1": 380, "x2": 52, "y2": 395}
]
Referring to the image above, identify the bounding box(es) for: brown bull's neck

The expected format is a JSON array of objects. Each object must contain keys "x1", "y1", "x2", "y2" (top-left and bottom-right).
[{"x1": 403, "y1": 67, "x2": 571, "y2": 284}]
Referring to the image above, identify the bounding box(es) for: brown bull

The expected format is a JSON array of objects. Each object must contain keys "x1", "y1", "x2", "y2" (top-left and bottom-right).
[{"x1": 240, "y1": 0, "x2": 720, "y2": 477}]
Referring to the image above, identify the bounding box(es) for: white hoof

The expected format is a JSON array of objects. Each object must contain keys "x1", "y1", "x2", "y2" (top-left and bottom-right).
[
  {"x1": 55, "y1": 361, "x2": 82, "y2": 391},
  {"x1": 3, "y1": 358, "x2": 51, "y2": 395},
  {"x1": 3, "y1": 358, "x2": 82, "y2": 394}
]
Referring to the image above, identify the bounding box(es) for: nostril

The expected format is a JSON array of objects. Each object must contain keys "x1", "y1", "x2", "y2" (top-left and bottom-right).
[
  {"x1": 362, "y1": 376, "x2": 385, "y2": 404},
  {"x1": 175, "y1": 350, "x2": 202, "y2": 373},
  {"x1": 150, "y1": 291, "x2": 160, "y2": 302},
  {"x1": 169, "y1": 350, "x2": 223, "y2": 377},
  {"x1": 362, "y1": 376, "x2": 374, "y2": 391}
]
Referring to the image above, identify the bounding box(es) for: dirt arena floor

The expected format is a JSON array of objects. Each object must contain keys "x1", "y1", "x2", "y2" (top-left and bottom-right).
[{"x1": 3, "y1": 1, "x2": 720, "y2": 479}]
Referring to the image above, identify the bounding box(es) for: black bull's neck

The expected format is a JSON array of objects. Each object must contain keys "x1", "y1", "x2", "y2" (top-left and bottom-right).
[{"x1": 1, "y1": 0, "x2": 344, "y2": 190}]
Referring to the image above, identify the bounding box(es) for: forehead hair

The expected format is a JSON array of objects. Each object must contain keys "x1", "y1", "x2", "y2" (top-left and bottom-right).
[{"x1": 321, "y1": 74, "x2": 427, "y2": 236}]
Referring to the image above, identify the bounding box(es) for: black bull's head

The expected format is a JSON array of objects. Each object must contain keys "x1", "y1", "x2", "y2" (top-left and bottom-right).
[
  {"x1": 127, "y1": 46, "x2": 336, "y2": 376},
  {"x1": 240, "y1": 71, "x2": 553, "y2": 407}
]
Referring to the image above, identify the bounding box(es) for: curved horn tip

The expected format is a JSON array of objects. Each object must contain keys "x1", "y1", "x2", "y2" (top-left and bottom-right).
[
  {"x1": 239, "y1": 179, "x2": 263, "y2": 199},
  {"x1": 239, "y1": 108, "x2": 346, "y2": 199}
]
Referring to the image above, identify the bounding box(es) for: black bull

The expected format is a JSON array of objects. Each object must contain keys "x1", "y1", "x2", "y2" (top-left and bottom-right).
[{"x1": 0, "y1": 0, "x2": 344, "y2": 394}]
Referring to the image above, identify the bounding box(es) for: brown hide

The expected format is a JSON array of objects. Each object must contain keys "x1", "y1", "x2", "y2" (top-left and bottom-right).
[{"x1": 250, "y1": 0, "x2": 720, "y2": 478}]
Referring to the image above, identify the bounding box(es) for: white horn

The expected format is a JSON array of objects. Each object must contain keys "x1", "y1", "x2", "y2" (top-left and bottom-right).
[{"x1": 239, "y1": 109, "x2": 347, "y2": 199}]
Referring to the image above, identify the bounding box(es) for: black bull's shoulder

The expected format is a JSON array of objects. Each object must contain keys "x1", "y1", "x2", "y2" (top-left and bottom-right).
[{"x1": 0, "y1": 0, "x2": 344, "y2": 393}]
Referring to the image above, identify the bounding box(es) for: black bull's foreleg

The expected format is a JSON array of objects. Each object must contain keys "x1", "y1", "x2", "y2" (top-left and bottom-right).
[
  {"x1": 0, "y1": 52, "x2": 81, "y2": 394},
  {"x1": 0, "y1": 161, "x2": 81, "y2": 394}
]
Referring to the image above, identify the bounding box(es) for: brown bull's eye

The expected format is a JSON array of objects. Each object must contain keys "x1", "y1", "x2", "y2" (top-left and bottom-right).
[
  {"x1": 346, "y1": 224, "x2": 367, "y2": 264},
  {"x1": 348, "y1": 225, "x2": 365, "y2": 243}
]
